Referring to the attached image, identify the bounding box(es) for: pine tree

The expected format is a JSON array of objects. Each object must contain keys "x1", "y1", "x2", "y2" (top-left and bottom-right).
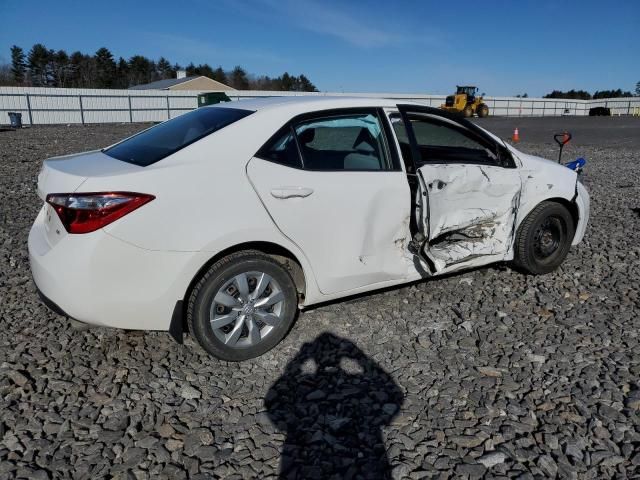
[
  {"x1": 128, "y1": 55, "x2": 153, "y2": 86},
  {"x1": 297, "y1": 74, "x2": 318, "y2": 92},
  {"x1": 157, "y1": 57, "x2": 173, "y2": 79},
  {"x1": 212, "y1": 66, "x2": 227, "y2": 84},
  {"x1": 68, "y1": 51, "x2": 84, "y2": 87},
  {"x1": 94, "y1": 48, "x2": 117, "y2": 87},
  {"x1": 185, "y1": 62, "x2": 197, "y2": 77},
  {"x1": 280, "y1": 72, "x2": 293, "y2": 91},
  {"x1": 230, "y1": 66, "x2": 249, "y2": 90},
  {"x1": 10, "y1": 45, "x2": 26, "y2": 85},
  {"x1": 196, "y1": 63, "x2": 215, "y2": 78},
  {"x1": 28, "y1": 43, "x2": 52, "y2": 86},
  {"x1": 115, "y1": 57, "x2": 129, "y2": 88}
]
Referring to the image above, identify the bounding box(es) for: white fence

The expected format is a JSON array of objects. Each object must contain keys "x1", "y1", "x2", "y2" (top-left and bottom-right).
[{"x1": 1, "y1": 86, "x2": 639, "y2": 125}]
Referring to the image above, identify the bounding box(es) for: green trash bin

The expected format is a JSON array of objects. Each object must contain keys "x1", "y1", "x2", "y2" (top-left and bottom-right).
[{"x1": 197, "y1": 92, "x2": 231, "y2": 107}]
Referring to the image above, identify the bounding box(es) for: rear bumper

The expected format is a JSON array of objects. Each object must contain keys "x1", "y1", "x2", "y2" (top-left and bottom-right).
[
  {"x1": 36, "y1": 285, "x2": 94, "y2": 330},
  {"x1": 36, "y1": 285, "x2": 70, "y2": 317},
  {"x1": 28, "y1": 205, "x2": 200, "y2": 331}
]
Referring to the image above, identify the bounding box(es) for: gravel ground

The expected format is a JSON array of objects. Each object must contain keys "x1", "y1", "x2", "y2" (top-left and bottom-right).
[{"x1": 0, "y1": 123, "x2": 639, "y2": 479}]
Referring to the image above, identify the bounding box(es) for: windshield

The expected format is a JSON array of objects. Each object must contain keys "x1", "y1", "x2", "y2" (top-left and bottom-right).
[{"x1": 105, "y1": 107, "x2": 253, "y2": 166}]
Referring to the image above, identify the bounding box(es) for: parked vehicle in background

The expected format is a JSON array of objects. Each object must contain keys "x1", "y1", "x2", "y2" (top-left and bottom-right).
[
  {"x1": 29, "y1": 97, "x2": 589, "y2": 360},
  {"x1": 589, "y1": 106, "x2": 611, "y2": 116}
]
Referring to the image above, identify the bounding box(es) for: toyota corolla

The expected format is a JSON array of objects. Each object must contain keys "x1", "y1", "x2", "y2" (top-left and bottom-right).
[{"x1": 29, "y1": 97, "x2": 589, "y2": 360}]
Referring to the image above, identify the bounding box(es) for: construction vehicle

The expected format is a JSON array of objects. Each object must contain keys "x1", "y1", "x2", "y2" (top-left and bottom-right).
[{"x1": 440, "y1": 86, "x2": 489, "y2": 118}]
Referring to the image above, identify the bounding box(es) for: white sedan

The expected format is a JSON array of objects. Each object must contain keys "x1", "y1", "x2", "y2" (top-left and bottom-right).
[{"x1": 29, "y1": 97, "x2": 589, "y2": 360}]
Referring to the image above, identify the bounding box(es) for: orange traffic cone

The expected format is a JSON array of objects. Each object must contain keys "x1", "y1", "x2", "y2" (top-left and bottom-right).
[{"x1": 512, "y1": 127, "x2": 520, "y2": 142}]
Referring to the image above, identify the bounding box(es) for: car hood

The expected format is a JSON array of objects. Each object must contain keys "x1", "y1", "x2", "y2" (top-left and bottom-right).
[
  {"x1": 474, "y1": 124, "x2": 577, "y2": 179},
  {"x1": 506, "y1": 144, "x2": 577, "y2": 181}
]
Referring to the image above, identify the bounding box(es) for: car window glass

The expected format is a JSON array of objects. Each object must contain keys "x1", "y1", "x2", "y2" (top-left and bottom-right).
[
  {"x1": 389, "y1": 115, "x2": 413, "y2": 165},
  {"x1": 105, "y1": 107, "x2": 253, "y2": 166},
  {"x1": 258, "y1": 127, "x2": 303, "y2": 168},
  {"x1": 294, "y1": 113, "x2": 390, "y2": 171},
  {"x1": 391, "y1": 114, "x2": 498, "y2": 165}
]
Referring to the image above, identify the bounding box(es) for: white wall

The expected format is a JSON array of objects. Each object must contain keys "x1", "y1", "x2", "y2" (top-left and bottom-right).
[{"x1": 2, "y1": 86, "x2": 639, "y2": 125}]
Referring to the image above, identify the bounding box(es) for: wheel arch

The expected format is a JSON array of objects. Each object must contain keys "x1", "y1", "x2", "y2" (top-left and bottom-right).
[
  {"x1": 543, "y1": 197, "x2": 579, "y2": 230},
  {"x1": 183, "y1": 241, "x2": 308, "y2": 309},
  {"x1": 169, "y1": 241, "x2": 309, "y2": 341},
  {"x1": 515, "y1": 196, "x2": 579, "y2": 242}
]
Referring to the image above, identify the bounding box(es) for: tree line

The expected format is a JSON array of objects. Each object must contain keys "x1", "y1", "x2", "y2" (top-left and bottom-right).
[
  {"x1": 543, "y1": 87, "x2": 638, "y2": 100},
  {"x1": 0, "y1": 44, "x2": 318, "y2": 91}
]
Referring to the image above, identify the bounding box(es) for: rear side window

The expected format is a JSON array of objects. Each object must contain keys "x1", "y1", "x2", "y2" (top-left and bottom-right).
[
  {"x1": 295, "y1": 113, "x2": 391, "y2": 171},
  {"x1": 257, "y1": 127, "x2": 303, "y2": 168},
  {"x1": 105, "y1": 107, "x2": 253, "y2": 166},
  {"x1": 257, "y1": 111, "x2": 396, "y2": 171}
]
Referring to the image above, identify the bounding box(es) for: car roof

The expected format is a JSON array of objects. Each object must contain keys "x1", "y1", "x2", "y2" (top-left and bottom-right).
[{"x1": 215, "y1": 95, "x2": 425, "y2": 113}]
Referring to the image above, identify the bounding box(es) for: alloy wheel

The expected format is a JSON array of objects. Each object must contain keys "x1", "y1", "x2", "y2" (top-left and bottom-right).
[{"x1": 209, "y1": 271, "x2": 286, "y2": 348}]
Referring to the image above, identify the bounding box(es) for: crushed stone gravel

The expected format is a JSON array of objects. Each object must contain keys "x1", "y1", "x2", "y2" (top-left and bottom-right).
[{"x1": 0, "y1": 123, "x2": 639, "y2": 479}]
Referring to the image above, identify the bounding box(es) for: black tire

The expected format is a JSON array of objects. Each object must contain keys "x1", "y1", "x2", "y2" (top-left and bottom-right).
[
  {"x1": 477, "y1": 104, "x2": 489, "y2": 118},
  {"x1": 187, "y1": 251, "x2": 298, "y2": 361},
  {"x1": 514, "y1": 202, "x2": 575, "y2": 275},
  {"x1": 463, "y1": 105, "x2": 473, "y2": 117}
]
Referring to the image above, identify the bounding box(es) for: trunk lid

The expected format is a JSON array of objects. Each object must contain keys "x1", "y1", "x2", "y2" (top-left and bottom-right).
[{"x1": 37, "y1": 150, "x2": 142, "y2": 199}]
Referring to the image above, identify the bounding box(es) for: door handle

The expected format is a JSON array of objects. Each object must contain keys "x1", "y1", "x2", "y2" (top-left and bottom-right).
[{"x1": 270, "y1": 187, "x2": 314, "y2": 199}]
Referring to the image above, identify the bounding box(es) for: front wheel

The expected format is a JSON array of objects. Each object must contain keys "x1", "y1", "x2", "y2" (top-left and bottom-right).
[
  {"x1": 187, "y1": 251, "x2": 298, "y2": 361},
  {"x1": 514, "y1": 202, "x2": 575, "y2": 274},
  {"x1": 463, "y1": 105, "x2": 473, "y2": 117},
  {"x1": 477, "y1": 104, "x2": 489, "y2": 118}
]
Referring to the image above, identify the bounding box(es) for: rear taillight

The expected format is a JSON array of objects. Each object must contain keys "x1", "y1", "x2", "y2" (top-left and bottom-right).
[{"x1": 46, "y1": 192, "x2": 155, "y2": 234}]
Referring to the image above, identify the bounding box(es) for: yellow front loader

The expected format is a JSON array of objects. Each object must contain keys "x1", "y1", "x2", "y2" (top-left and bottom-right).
[{"x1": 440, "y1": 86, "x2": 489, "y2": 118}]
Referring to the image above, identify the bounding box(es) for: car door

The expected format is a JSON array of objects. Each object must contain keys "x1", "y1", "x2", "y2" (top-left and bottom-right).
[
  {"x1": 247, "y1": 108, "x2": 411, "y2": 295},
  {"x1": 393, "y1": 106, "x2": 522, "y2": 273}
]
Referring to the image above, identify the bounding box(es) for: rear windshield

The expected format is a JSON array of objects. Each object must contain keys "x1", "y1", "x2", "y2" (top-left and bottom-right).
[{"x1": 105, "y1": 107, "x2": 253, "y2": 166}]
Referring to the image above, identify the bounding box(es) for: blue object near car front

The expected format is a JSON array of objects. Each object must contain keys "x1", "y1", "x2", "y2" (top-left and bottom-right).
[{"x1": 564, "y1": 157, "x2": 586, "y2": 172}]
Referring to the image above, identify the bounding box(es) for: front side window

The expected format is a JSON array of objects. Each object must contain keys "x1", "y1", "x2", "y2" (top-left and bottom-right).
[
  {"x1": 105, "y1": 107, "x2": 253, "y2": 166},
  {"x1": 294, "y1": 113, "x2": 391, "y2": 171},
  {"x1": 390, "y1": 114, "x2": 499, "y2": 166}
]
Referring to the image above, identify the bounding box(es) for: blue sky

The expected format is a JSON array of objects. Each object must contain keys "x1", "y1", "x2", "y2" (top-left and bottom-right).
[{"x1": 1, "y1": 0, "x2": 638, "y2": 96}]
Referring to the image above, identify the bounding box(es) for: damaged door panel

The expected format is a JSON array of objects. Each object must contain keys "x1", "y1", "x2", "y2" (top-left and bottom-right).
[
  {"x1": 418, "y1": 164, "x2": 521, "y2": 272},
  {"x1": 393, "y1": 105, "x2": 522, "y2": 273}
]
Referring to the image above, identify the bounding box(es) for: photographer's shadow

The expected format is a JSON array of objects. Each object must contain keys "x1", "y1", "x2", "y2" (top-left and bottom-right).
[{"x1": 265, "y1": 332, "x2": 404, "y2": 479}]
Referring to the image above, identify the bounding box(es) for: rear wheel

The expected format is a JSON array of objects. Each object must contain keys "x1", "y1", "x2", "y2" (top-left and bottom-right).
[
  {"x1": 477, "y1": 104, "x2": 489, "y2": 118},
  {"x1": 514, "y1": 202, "x2": 575, "y2": 274},
  {"x1": 463, "y1": 105, "x2": 473, "y2": 117},
  {"x1": 187, "y1": 251, "x2": 298, "y2": 361}
]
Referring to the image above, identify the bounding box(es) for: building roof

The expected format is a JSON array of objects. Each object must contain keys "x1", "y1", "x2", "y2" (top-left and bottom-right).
[
  {"x1": 129, "y1": 76, "x2": 197, "y2": 90},
  {"x1": 129, "y1": 75, "x2": 233, "y2": 90}
]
